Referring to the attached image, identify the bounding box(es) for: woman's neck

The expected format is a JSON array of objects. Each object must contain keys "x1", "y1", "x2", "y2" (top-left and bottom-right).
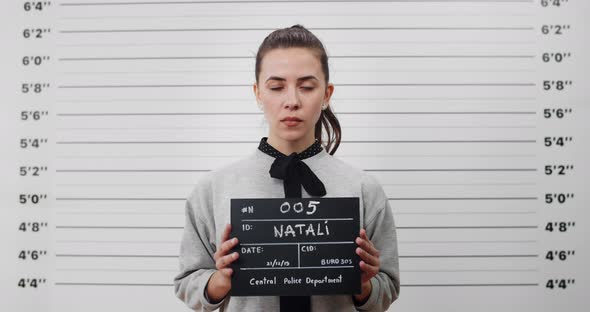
[{"x1": 266, "y1": 135, "x2": 316, "y2": 156}]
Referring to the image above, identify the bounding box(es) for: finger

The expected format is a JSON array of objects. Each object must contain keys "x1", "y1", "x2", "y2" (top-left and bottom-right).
[
  {"x1": 359, "y1": 260, "x2": 379, "y2": 276},
  {"x1": 216, "y1": 252, "x2": 239, "y2": 270},
  {"x1": 214, "y1": 237, "x2": 239, "y2": 261},
  {"x1": 221, "y1": 237, "x2": 239, "y2": 254},
  {"x1": 221, "y1": 224, "x2": 232, "y2": 244},
  {"x1": 355, "y1": 237, "x2": 379, "y2": 257},
  {"x1": 361, "y1": 262, "x2": 379, "y2": 283},
  {"x1": 217, "y1": 238, "x2": 239, "y2": 261},
  {"x1": 356, "y1": 247, "x2": 380, "y2": 266},
  {"x1": 359, "y1": 228, "x2": 367, "y2": 239},
  {"x1": 218, "y1": 267, "x2": 233, "y2": 278},
  {"x1": 215, "y1": 224, "x2": 233, "y2": 261},
  {"x1": 360, "y1": 229, "x2": 375, "y2": 246},
  {"x1": 359, "y1": 229, "x2": 375, "y2": 248}
]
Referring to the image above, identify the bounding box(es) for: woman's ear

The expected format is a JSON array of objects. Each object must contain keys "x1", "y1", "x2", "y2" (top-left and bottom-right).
[
  {"x1": 253, "y1": 82, "x2": 264, "y2": 111},
  {"x1": 253, "y1": 82, "x2": 259, "y2": 102},
  {"x1": 324, "y1": 82, "x2": 335, "y2": 104}
]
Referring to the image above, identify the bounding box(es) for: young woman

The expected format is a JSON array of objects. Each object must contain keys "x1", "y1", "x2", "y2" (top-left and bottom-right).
[{"x1": 174, "y1": 24, "x2": 400, "y2": 312}]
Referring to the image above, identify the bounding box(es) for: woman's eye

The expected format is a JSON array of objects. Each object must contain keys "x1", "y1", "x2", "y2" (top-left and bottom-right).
[{"x1": 269, "y1": 86, "x2": 313, "y2": 91}]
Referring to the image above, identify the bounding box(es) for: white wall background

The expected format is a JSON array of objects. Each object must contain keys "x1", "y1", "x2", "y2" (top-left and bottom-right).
[{"x1": 1, "y1": 0, "x2": 588, "y2": 311}]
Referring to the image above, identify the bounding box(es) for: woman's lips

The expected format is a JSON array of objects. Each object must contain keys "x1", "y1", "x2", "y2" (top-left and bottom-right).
[{"x1": 282, "y1": 120, "x2": 301, "y2": 127}]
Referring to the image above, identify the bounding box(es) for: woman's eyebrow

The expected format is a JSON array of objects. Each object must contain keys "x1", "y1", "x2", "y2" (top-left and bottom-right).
[
  {"x1": 266, "y1": 76, "x2": 286, "y2": 83},
  {"x1": 266, "y1": 75, "x2": 318, "y2": 83},
  {"x1": 297, "y1": 76, "x2": 319, "y2": 82}
]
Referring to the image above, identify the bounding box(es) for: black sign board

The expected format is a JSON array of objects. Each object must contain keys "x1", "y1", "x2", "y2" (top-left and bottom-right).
[{"x1": 230, "y1": 197, "x2": 360, "y2": 296}]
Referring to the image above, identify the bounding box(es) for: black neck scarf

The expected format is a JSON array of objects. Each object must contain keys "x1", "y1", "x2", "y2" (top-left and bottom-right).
[{"x1": 258, "y1": 137, "x2": 326, "y2": 312}]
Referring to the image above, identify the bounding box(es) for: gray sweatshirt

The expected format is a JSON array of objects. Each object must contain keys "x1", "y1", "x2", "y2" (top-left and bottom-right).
[{"x1": 173, "y1": 147, "x2": 400, "y2": 311}]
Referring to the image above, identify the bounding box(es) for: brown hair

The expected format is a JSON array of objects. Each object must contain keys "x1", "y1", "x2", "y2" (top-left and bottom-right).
[{"x1": 255, "y1": 24, "x2": 341, "y2": 155}]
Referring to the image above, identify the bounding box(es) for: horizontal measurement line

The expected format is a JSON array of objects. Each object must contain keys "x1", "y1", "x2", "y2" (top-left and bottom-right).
[
  {"x1": 56, "y1": 226, "x2": 182, "y2": 229},
  {"x1": 241, "y1": 266, "x2": 354, "y2": 270},
  {"x1": 58, "y1": 16, "x2": 536, "y2": 22},
  {"x1": 56, "y1": 254, "x2": 177, "y2": 258},
  {"x1": 57, "y1": 240, "x2": 178, "y2": 243},
  {"x1": 56, "y1": 197, "x2": 185, "y2": 200},
  {"x1": 404, "y1": 269, "x2": 538, "y2": 273},
  {"x1": 368, "y1": 168, "x2": 536, "y2": 172},
  {"x1": 341, "y1": 126, "x2": 537, "y2": 129},
  {"x1": 58, "y1": 83, "x2": 535, "y2": 88},
  {"x1": 57, "y1": 268, "x2": 177, "y2": 272},
  {"x1": 400, "y1": 254, "x2": 538, "y2": 258},
  {"x1": 54, "y1": 154, "x2": 536, "y2": 159},
  {"x1": 240, "y1": 242, "x2": 354, "y2": 246},
  {"x1": 56, "y1": 140, "x2": 536, "y2": 144},
  {"x1": 57, "y1": 183, "x2": 535, "y2": 187},
  {"x1": 55, "y1": 197, "x2": 538, "y2": 201},
  {"x1": 242, "y1": 218, "x2": 353, "y2": 222},
  {"x1": 59, "y1": 69, "x2": 537, "y2": 74},
  {"x1": 384, "y1": 183, "x2": 536, "y2": 186},
  {"x1": 59, "y1": 15, "x2": 536, "y2": 22},
  {"x1": 55, "y1": 168, "x2": 537, "y2": 173},
  {"x1": 56, "y1": 111, "x2": 536, "y2": 116},
  {"x1": 55, "y1": 254, "x2": 538, "y2": 259},
  {"x1": 59, "y1": 27, "x2": 535, "y2": 33},
  {"x1": 56, "y1": 97, "x2": 536, "y2": 102},
  {"x1": 64, "y1": 269, "x2": 544, "y2": 274},
  {"x1": 60, "y1": 0, "x2": 535, "y2": 7},
  {"x1": 402, "y1": 283, "x2": 539, "y2": 287},
  {"x1": 54, "y1": 282, "x2": 539, "y2": 287},
  {"x1": 39, "y1": 225, "x2": 524, "y2": 230},
  {"x1": 396, "y1": 212, "x2": 536, "y2": 215},
  {"x1": 56, "y1": 169, "x2": 210, "y2": 172},
  {"x1": 398, "y1": 240, "x2": 537, "y2": 244},
  {"x1": 57, "y1": 211, "x2": 184, "y2": 215},
  {"x1": 398, "y1": 226, "x2": 538, "y2": 229},
  {"x1": 58, "y1": 55, "x2": 535, "y2": 61},
  {"x1": 56, "y1": 126, "x2": 538, "y2": 130},
  {"x1": 55, "y1": 282, "x2": 173, "y2": 286},
  {"x1": 389, "y1": 197, "x2": 537, "y2": 200}
]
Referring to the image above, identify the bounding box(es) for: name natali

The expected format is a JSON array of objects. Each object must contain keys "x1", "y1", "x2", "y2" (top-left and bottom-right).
[{"x1": 273, "y1": 220, "x2": 330, "y2": 238}]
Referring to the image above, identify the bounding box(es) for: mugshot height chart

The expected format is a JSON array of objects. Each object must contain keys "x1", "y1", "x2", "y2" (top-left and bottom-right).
[{"x1": 1, "y1": 0, "x2": 588, "y2": 311}]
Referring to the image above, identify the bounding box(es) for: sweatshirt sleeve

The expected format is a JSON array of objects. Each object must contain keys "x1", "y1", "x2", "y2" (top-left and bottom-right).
[
  {"x1": 173, "y1": 175, "x2": 228, "y2": 311},
  {"x1": 355, "y1": 172, "x2": 401, "y2": 311}
]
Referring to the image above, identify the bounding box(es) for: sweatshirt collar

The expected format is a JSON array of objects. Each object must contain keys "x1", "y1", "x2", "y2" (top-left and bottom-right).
[{"x1": 257, "y1": 136, "x2": 324, "y2": 160}]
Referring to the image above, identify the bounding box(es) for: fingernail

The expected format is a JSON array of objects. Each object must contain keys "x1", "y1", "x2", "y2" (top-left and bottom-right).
[{"x1": 232, "y1": 238, "x2": 237, "y2": 243}]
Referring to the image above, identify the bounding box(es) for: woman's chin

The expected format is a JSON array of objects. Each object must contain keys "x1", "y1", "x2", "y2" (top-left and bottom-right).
[{"x1": 276, "y1": 130, "x2": 309, "y2": 142}]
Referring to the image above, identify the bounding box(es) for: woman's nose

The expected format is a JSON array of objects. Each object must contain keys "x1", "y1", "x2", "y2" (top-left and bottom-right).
[{"x1": 283, "y1": 86, "x2": 301, "y2": 109}]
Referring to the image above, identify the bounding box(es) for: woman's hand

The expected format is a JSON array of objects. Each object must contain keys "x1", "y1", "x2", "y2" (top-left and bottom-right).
[
  {"x1": 353, "y1": 228, "x2": 380, "y2": 304},
  {"x1": 206, "y1": 224, "x2": 239, "y2": 303}
]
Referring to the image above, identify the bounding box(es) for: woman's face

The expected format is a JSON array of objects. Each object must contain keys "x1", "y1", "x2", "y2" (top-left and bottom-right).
[{"x1": 253, "y1": 47, "x2": 334, "y2": 146}]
